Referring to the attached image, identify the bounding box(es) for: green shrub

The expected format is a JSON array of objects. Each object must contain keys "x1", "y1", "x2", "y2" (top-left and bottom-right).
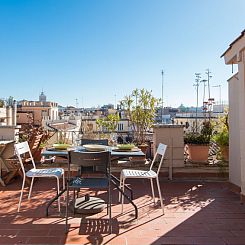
[
  {"x1": 212, "y1": 130, "x2": 229, "y2": 146},
  {"x1": 184, "y1": 133, "x2": 210, "y2": 145},
  {"x1": 212, "y1": 112, "x2": 229, "y2": 147},
  {"x1": 184, "y1": 121, "x2": 213, "y2": 145}
]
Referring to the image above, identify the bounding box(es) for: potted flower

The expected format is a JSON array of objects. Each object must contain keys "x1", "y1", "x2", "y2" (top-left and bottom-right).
[
  {"x1": 184, "y1": 121, "x2": 213, "y2": 163},
  {"x1": 212, "y1": 113, "x2": 229, "y2": 161},
  {"x1": 120, "y1": 88, "x2": 160, "y2": 153}
]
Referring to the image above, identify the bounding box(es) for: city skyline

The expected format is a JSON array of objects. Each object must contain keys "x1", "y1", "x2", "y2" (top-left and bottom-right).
[{"x1": 0, "y1": 0, "x2": 244, "y2": 107}]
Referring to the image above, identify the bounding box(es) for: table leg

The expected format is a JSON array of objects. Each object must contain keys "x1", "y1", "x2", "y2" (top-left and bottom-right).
[
  {"x1": 0, "y1": 158, "x2": 6, "y2": 186},
  {"x1": 0, "y1": 142, "x2": 15, "y2": 186},
  {"x1": 0, "y1": 157, "x2": 10, "y2": 172},
  {"x1": 4, "y1": 168, "x2": 19, "y2": 185},
  {"x1": 0, "y1": 177, "x2": 5, "y2": 186}
]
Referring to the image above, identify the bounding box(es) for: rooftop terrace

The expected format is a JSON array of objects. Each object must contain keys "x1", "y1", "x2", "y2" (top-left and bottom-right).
[{"x1": 1, "y1": 177, "x2": 245, "y2": 245}]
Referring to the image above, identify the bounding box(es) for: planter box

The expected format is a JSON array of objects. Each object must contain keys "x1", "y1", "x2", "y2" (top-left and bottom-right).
[
  {"x1": 220, "y1": 146, "x2": 229, "y2": 161},
  {"x1": 186, "y1": 144, "x2": 209, "y2": 163}
]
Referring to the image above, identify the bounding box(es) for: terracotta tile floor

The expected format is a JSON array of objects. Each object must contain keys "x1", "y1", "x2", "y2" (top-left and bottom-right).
[{"x1": 1, "y1": 177, "x2": 245, "y2": 245}]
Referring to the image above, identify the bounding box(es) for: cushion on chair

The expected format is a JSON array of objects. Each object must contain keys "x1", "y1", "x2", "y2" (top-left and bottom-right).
[
  {"x1": 121, "y1": 169, "x2": 157, "y2": 179},
  {"x1": 26, "y1": 168, "x2": 64, "y2": 178}
]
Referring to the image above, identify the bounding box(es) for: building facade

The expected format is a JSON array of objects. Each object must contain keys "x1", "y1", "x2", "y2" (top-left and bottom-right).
[
  {"x1": 17, "y1": 92, "x2": 58, "y2": 126},
  {"x1": 222, "y1": 29, "x2": 245, "y2": 201}
]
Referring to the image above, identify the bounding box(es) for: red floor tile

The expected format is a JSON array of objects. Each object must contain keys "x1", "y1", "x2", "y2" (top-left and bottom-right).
[{"x1": 1, "y1": 178, "x2": 245, "y2": 244}]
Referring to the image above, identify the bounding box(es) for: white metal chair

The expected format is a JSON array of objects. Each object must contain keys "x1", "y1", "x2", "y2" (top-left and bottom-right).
[
  {"x1": 15, "y1": 141, "x2": 65, "y2": 212},
  {"x1": 119, "y1": 143, "x2": 167, "y2": 214}
]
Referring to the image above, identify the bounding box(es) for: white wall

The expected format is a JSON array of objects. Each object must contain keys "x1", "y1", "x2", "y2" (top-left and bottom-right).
[
  {"x1": 229, "y1": 74, "x2": 241, "y2": 187},
  {"x1": 223, "y1": 31, "x2": 245, "y2": 198},
  {"x1": 0, "y1": 108, "x2": 6, "y2": 125},
  {"x1": 238, "y1": 59, "x2": 245, "y2": 196}
]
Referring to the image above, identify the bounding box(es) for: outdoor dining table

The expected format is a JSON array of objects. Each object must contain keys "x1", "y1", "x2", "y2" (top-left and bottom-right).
[
  {"x1": 42, "y1": 146, "x2": 145, "y2": 218},
  {"x1": 0, "y1": 140, "x2": 15, "y2": 186},
  {"x1": 41, "y1": 146, "x2": 145, "y2": 159}
]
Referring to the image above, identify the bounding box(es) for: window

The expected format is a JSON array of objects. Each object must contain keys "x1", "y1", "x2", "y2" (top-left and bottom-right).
[{"x1": 118, "y1": 123, "x2": 124, "y2": 131}]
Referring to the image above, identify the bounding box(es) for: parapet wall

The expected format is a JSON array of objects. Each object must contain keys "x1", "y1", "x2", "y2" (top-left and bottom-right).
[{"x1": 153, "y1": 124, "x2": 185, "y2": 168}]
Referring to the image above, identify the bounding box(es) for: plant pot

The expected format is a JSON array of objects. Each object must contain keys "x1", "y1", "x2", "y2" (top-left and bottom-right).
[
  {"x1": 138, "y1": 144, "x2": 148, "y2": 155},
  {"x1": 186, "y1": 144, "x2": 209, "y2": 163},
  {"x1": 220, "y1": 146, "x2": 229, "y2": 161}
]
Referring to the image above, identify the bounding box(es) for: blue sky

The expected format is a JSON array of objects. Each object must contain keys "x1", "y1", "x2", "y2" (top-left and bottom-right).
[{"x1": 0, "y1": 0, "x2": 244, "y2": 108}]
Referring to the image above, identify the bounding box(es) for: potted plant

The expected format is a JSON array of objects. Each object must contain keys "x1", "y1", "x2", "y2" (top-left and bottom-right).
[
  {"x1": 96, "y1": 113, "x2": 120, "y2": 145},
  {"x1": 120, "y1": 88, "x2": 160, "y2": 153},
  {"x1": 184, "y1": 121, "x2": 213, "y2": 163},
  {"x1": 212, "y1": 113, "x2": 229, "y2": 161}
]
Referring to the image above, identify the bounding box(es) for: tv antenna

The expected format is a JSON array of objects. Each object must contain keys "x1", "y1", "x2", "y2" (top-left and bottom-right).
[
  {"x1": 194, "y1": 73, "x2": 201, "y2": 132},
  {"x1": 161, "y1": 70, "x2": 164, "y2": 124},
  {"x1": 206, "y1": 69, "x2": 212, "y2": 99}
]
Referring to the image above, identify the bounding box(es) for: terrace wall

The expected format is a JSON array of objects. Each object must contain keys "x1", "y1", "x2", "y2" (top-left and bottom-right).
[
  {"x1": 228, "y1": 74, "x2": 241, "y2": 187},
  {"x1": 153, "y1": 124, "x2": 185, "y2": 170}
]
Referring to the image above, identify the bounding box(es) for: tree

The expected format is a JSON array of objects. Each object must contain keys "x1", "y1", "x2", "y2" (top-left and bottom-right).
[
  {"x1": 96, "y1": 113, "x2": 120, "y2": 133},
  {"x1": 121, "y1": 88, "x2": 160, "y2": 145},
  {"x1": 0, "y1": 99, "x2": 4, "y2": 107}
]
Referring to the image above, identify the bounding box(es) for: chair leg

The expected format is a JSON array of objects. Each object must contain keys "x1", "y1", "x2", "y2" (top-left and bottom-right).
[
  {"x1": 150, "y1": 178, "x2": 155, "y2": 203},
  {"x1": 73, "y1": 189, "x2": 76, "y2": 215},
  {"x1": 28, "y1": 177, "x2": 34, "y2": 200},
  {"x1": 121, "y1": 178, "x2": 125, "y2": 213},
  {"x1": 56, "y1": 177, "x2": 61, "y2": 212},
  {"x1": 65, "y1": 184, "x2": 69, "y2": 233},
  {"x1": 18, "y1": 176, "x2": 26, "y2": 212},
  {"x1": 118, "y1": 173, "x2": 122, "y2": 202},
  {"x1": 63, "y1": 174, "x2": 65, "y2": 189},
  {"x1": 107, "y1": 180, "x2": 112, "y2": 234},
  {"x1": 156, "y1": 177, "x2": 164, "y2": 214},
  {"x1": 109, "y1": 187, "x2": 112, "y2": 234},
  {"x1": 62, "y1": 174, "x2": 65, "y2": 201},
  {"x1": 106, "y1": 187, "x2": 109, "y2": 215}
]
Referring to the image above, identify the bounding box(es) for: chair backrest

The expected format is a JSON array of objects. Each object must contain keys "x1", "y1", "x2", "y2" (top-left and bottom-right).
[
  {"x1": 150, "y1": 143, "x2": 167, "y2": 175},
  {"x1": 81, "y1": 139, "x2": 108, "y2": 146},
  {"x1": 68, "y1": 150, "x2": 111, "y2": 178},
  {"x1": 14, "y1": 141, "x2": 36, "y2": 175}
]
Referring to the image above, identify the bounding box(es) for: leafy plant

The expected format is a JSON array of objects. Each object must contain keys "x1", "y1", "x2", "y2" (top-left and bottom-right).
[
  {"x1": 212, "y1": 113, "x2": 229, "y2": 147},
  {"x1": 184, "y1": 133, "x2": 210, "y2": 145},
  {"x1": 96, "y1": 113, "x2": 120, "y2": 133},
  {"x1": 213, "y1": 130, "x2": 229, "y2": 146},
  {"x1": 120, "y1": 88, "x2": 160, "y2": 145},
  {"x1": 0, "y1": 99, "x2": 4, "y2": 107},
  {"x1": 184, "y1": 121, "x2": 213, "y2": 145}
]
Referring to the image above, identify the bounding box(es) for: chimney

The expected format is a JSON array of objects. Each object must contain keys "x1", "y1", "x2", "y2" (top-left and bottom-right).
[
  {"x1": 6, "y1": 106, "x2": 12, "y2": 126},
  {"x1": 12, "y1": 100, "x2": 17, "y2": 126}
]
